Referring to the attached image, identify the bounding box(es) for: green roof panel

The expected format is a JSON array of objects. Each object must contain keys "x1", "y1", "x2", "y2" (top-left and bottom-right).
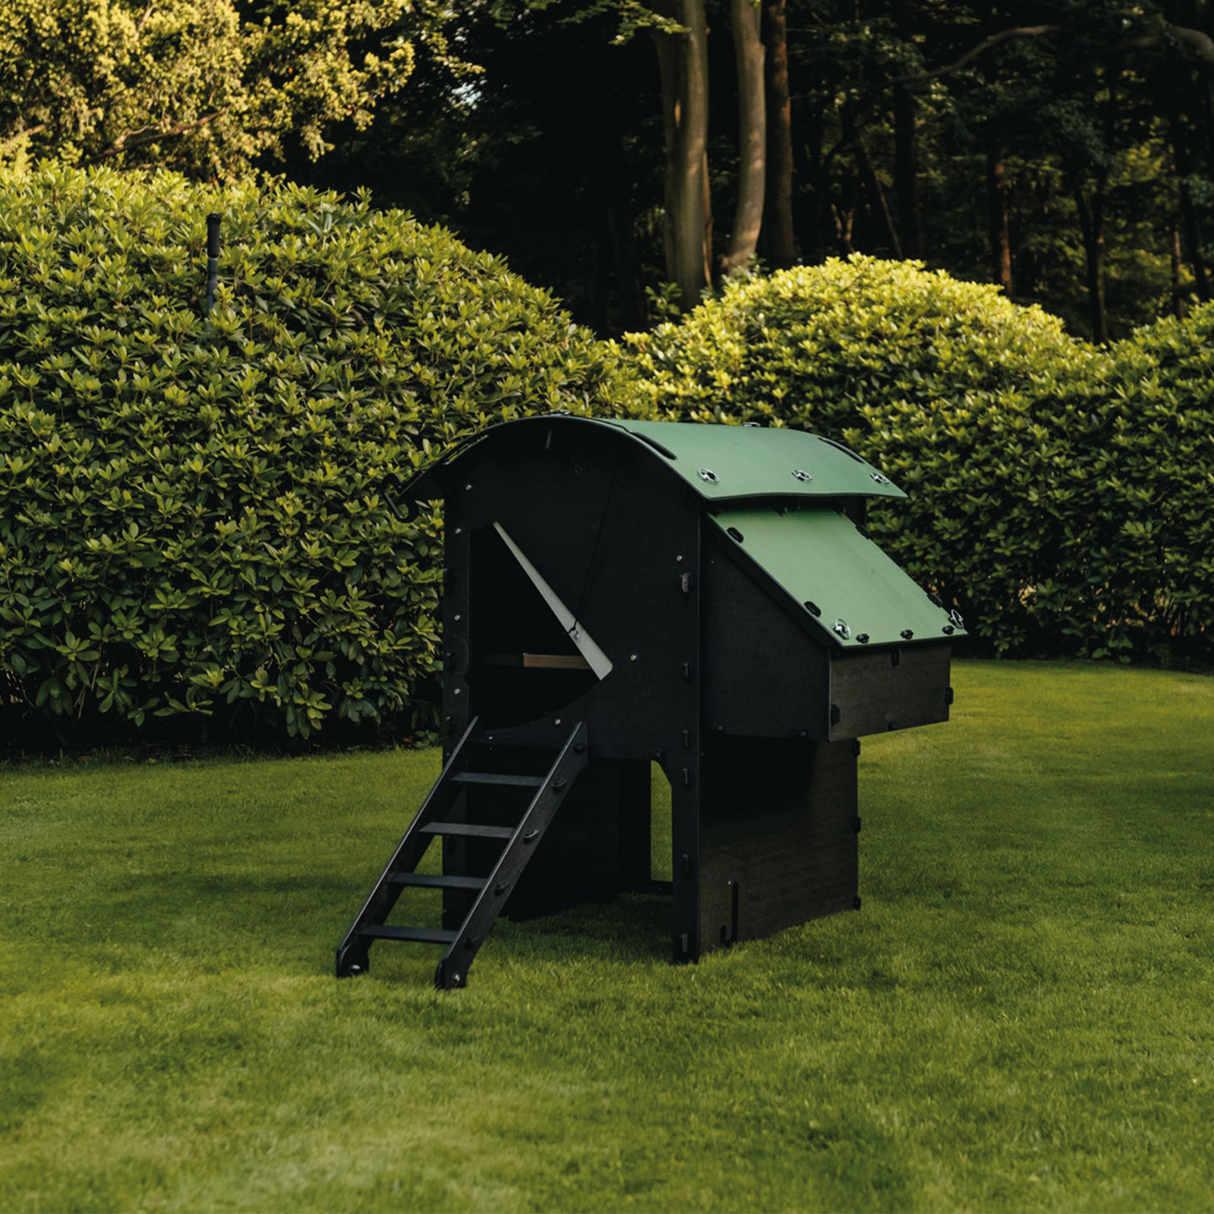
[
  {"x1": 402, "y1": 416, "x2": 907, "y2": 505},
  {"x1": 603, "y1": 419, "x2": 906, "y2": 502},
  {"x1": 709, "y1": 508, "x2": 960, "y2": 648}
]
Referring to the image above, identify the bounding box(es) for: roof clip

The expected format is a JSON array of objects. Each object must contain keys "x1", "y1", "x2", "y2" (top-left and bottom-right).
[{"x1": 698, "y1": 468, "x2": 719, "y2": 484}]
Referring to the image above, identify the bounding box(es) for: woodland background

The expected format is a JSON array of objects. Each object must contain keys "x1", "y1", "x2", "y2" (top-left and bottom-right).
[{"x1": 4, "y1": 0, "x2": 1214, "y2": 342}]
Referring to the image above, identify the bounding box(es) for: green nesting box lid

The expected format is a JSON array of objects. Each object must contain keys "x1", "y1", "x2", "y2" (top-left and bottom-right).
[{"x1": 709, "y1": 509, "x2": 958, "y2": 649}]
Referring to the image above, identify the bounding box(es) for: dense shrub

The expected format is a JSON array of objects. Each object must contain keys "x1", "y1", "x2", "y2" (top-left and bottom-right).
[
  {"x1": 1082, "y1": 306, "x2": 1214, "y2": 658},
  {"x1": 0, "y1": 165, "x2": 631, "y2": 743},
  {"x1": 623, "y1": 257, "x2": 1213, "y2": 662},
  {"x1": 623, "y1": 255, "x2": 1091, "y2": 427}
]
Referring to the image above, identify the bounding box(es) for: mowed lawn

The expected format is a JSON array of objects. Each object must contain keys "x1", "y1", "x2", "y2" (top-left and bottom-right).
[{"x1": 2, "y1": 660, "x2": 1212, "y2": 1213}]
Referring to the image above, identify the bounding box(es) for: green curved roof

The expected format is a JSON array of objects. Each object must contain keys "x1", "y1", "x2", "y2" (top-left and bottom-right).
[{"x1": 404, "y1": 415, "x2": 906, "y2": 503}]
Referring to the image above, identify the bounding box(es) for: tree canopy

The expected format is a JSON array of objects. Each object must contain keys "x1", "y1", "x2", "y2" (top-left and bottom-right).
[
  {"x1": 0, "y1": 0, "x2": 460, "y2": 178},
  {"x1": 3, "y1": 0, "x2": 1213, "y2": 339},
  {"x1": 290, "y1": 0, "x2": 1214, "y2": 341}
]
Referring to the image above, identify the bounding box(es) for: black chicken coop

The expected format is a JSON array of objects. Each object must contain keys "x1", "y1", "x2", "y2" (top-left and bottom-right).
[{"x1": 337, "y1": 415, "x2": 964, "y2": 987}]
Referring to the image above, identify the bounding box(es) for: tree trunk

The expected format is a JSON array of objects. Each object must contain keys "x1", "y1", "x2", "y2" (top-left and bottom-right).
[
  {"x1": 1170, "y1": 227, "x2": 1189, "y2": 319},
  {"x1": 1168, "y1": 104, "x2": 1211, "y2": 300},
  {"x1": 590, "y1": 139, "x2": 648, "y2": 334},
  {"x1": 987, "y1": 150, "x2": 1013, "y2": 295},
  {"x1": 1072, "y1": 70, "x2": 1118, "y2": 344},
  {"x1": 832, "y1": 201, "x2": 857, "y2": 254},
  {"x1": 888, "y1": 0, "x2": 921, "y2": 257},
  {"x1": 653, "y1": 0, "x2": 712, "y2": 310},
  {"x1": 803, "y1": 97, "x2": 828, "y2": 262},
  {"x1": 845, "y1": 104, "x2": 901, "y2": 257},
  {"x1": 1071, "y1": 171, "x2": 1109, "y2": 344},
  {"x1": 605, "y1": 195, "x2": 648, "y2": 331},
  {"x1": 587, "y1": 79, "x2": 648, "y2": 333},
  {"x1": 721, "y1": 0, "x2": 766, "y2": 276},
  {"x1": 892, "y1": 83, "x2": 922, "y2": 259},
  {"x1": 762, "y1": 0, "x2": 795, "y2": 268}
]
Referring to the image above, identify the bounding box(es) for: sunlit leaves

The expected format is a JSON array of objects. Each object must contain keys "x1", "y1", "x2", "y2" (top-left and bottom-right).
[
  {"x1": 0, "y1": 165, "x2": 630, "y2": 740},
  {"x1": 623, "y1": 255, "x2": 1214, "y2": 664},
  {"x1": 0, "y1": 0, "x2": 461, "y2": 178}
]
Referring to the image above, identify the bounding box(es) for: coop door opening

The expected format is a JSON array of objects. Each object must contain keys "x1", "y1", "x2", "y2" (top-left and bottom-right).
[{"x1": 468, "y1": 522, "x2": 608, "y2": 727}]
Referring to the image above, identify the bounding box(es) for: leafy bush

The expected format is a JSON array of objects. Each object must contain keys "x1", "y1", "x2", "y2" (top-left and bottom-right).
[
  {"x1": 1079, "y1": 305, "x2": 1214, "y2": 658},
  {"x1": 0, "y1": 165, "x2": 630, "y2": 743},
  {"x1": 623, "y1": 256, "x2": 1090, "y2": 426},
  {"x1": 622, "y1": 257, "x2": 1213, "y2": 662}
]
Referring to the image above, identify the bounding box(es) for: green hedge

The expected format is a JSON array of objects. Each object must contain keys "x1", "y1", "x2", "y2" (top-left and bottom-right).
[
  {"x1": 623, "y1": 257, "x2": 1213, "y2": 663},
  {"x1": 5, "y1": 185, "x2": 1207, "y2": 752},
  {"x1": 0, "y1": 166, "x2": 631, "y2": 743},
  {"x1": 1080, "y1": 309, "x2": 1214, "y2": 657}
]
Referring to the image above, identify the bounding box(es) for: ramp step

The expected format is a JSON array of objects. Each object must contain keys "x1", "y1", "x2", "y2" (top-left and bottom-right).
[
  {"x1": 336, "y1": 716, "x2": 590, "y2": 988},
  {"x1": 358, "y1": 925, "x2": 458, "y2": 945},
  {"x1": 421, "y1": 821, "x2": 515, "y2": 840},
  {"x1": 387, "y1": 873, "x2": 487, "y2": 892},
  {"x1": 451, "y1": 771, "x2": 545, "y2": 788}
]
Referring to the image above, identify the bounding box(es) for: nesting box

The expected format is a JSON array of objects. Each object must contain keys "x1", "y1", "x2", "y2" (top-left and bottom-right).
[{"x1": 337, "y1": 415, "x2": 964, "y2": 986}]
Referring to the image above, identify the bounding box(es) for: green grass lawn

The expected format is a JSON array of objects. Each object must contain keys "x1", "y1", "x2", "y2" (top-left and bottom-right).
[{"x1": 2, "y1": 660, "x2": 1212, "y2": 1213}]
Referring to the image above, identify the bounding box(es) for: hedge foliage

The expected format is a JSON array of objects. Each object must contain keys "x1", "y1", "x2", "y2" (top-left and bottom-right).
[
  {"x1": 623, "y1": 257, "x2": 1214, "y2": 663},
  {"x1": 5, "y1": 182, "x2": 1209, "y2": 751},
  {"x1": 0, "y1": 165, "x2": 630, "y2": 742},
  {"x1": 1091, "y1": 310, "x2": 1214, "y2": 657}
]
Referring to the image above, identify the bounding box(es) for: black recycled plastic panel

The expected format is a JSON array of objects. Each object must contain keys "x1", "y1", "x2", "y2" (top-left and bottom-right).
[
  {"x1": 457, "y1": 755, "x2": 651, "y2": 920},
  {"x1": 701, "y1": 538, "x2": 831, "y2": 739},
  {"x1": 697, "y1": 736, "x2": 858, "y2": 955},
  {"x1": 828, "y1": 642, "x2": 952, "y2": 740},
  {"x1": 467, "y1": 524, "x2": 597, "y2": 729},
  {"x1": 448, "y1": 427, "x2": 702, "y2": 762}
]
